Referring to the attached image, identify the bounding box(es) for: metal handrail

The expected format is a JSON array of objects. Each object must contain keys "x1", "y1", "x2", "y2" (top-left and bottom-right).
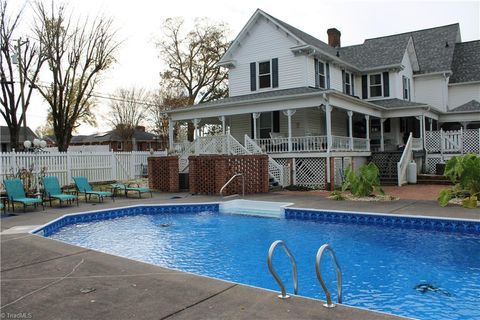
[
  {"x1": 219, "y1": 173, "x2": 245, "y2": 198},
  {"x1": 267, "y1": 240, "x2": 298, "y2": 299},
  {"x1": 315, "y1": 244, "x2": 342, "y2": 308}
]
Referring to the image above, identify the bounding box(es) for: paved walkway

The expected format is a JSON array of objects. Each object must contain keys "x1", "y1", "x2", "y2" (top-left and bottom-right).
[{"x1": 1, "y1": 191, "x2": 478, "y2": 319}]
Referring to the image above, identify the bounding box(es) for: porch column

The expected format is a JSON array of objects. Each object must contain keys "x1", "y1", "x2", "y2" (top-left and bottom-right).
[
  {"x1": 416, "y1": 115, "x2": 424, "y2": 149},
  {"x1": 347, "y1": 111, "x2": 353, "y2": 151},
  {"x1": 325, "y1": 104, "x2": 332, "y2": 152},
  {"x1": 365, "y1": 115, "x2": 370, "y2": 151},
  {"x1": 428, "y1": 117, "x2": 433, "y2": 131},
  {"x1": 283, "y1": 110, "x2": 296, "y2": 152},
  {"x1": 252, "y1": 112, "x2": 261, "y2": 140},
  {"x1": 168, "y1": 119, "x2": 175, "y2": 151},
  {"x1": 461, "y1": 121, "x2": 470, "y2": 129},
  {"x1": 193, "y1": 118, "x2": 200, "y2": 154},
  {"x1": 380, "y1": 118, "x2": 386, "y2": 152},
  {"x1": 218, "y1": 116, "x2": 226, "y2": 135}
]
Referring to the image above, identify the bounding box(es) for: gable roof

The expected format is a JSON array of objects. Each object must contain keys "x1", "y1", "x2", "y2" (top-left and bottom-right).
[
  {"x1": 449, "y1": 40, "x2": 480, "y2": 84},
  {"x1": 449, "y1": 100, "x2": 480, "y2": 112},
  {"x1": 221, "y1": 9, "x2": 462, "y2": 75},
  {"x1": 339, "y1": 24, "x2": 459, "y2": 73},
  {"x1": 369, "y1": 98, "x2": 429, "y2": 109}
]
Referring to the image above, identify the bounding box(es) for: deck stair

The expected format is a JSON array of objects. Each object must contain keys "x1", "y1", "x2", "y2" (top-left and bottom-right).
[
  {"x1": 369, "y1": 151, "x2": 403, "y2": 185},
  {"x1": 417, "y1": 174, "x2": 452, "y2": 185}
]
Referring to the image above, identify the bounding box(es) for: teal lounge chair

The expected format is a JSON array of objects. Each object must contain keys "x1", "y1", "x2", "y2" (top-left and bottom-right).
[
  {"x1": 43, "y1": 176, "x2": 78, "y2": 207},
  {"x1": 73, "y1": 176, "x2": 114, "y2": 203},
  {"x1": 3, "y1": 178, "x2": 44, "y2": 212},
  {"x1": 111, "y1": 183, "x2": 152, "y2": 199}
]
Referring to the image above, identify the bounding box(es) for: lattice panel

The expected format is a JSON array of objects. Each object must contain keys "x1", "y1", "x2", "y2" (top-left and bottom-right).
[
  {"x1": 463, "y1": 129, "x2": 479, "y2": 154},
  {"x1": 334, "y1": 158, "x2": 343, "y2": 188},
  {"x1": 425, "y1": 131, "x2": 441, "y2": 152},
  {"x1": 426, "y1": 156, "x2": 442, "y2": 174},
  {"x1": 275, "y1": 158, "x2": 291, "y2": 186},
  {"x1": 294, "y1": 158, "x2": 326, "y2": 188}
]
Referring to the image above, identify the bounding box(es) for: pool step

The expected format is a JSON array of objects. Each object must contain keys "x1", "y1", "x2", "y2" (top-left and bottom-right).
[{"x1": 219, "y1": 200, "x2": 292, "y2": 218}]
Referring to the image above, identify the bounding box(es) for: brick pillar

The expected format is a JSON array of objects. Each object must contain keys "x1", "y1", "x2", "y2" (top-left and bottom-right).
[{"x1": 148, "y1": 156, "x2": 179, "y2": 192}]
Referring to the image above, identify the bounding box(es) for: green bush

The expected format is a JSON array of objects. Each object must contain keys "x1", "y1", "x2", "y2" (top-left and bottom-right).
[
  {"x1": 342, "y1": 162, "x2": 384, "y2": 197},
  {"x1": 438, "y1": 154, "x2": 480, "y2": 208}
]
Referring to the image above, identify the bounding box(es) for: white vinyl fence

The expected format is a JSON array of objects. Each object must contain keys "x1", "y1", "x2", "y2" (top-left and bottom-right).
[{"x1": 0, "y1": 151, "x2": 166, "y2": 187}]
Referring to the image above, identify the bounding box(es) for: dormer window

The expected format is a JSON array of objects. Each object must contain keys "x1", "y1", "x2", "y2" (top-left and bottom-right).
[
  {"x1": 369, "y1": 74, "x2": 382, "y2": 97},
  {"x1": 258, "y1": 61, "x2": 271, "y2": 88},
  {"x1": 403, "y1": 76, "x2": 411, "y2": 101}
]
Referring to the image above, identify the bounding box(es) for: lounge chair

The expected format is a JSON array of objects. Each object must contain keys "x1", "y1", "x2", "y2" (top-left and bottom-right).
[
  {"x1": 73, "y1": 176, "x2": 114, "y2": 203},
  {"x1": 3, "y1": 178, "x2": 44, "y2": 212},
  {"x1": 42, "y1": 176, "x2": 78, "y2": 207},
  {"x1": 111, "y1": 182, "x2": 152, "y2": 198}
]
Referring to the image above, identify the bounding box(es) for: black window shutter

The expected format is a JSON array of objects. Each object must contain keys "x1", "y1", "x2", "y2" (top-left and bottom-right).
[
  {"x1": 314, "y1": 58, "x2": 319, "y2": 87},
  {"x1": 250, "y1": 114, "x2": 254, "y2": 137},
  {"x1": 272, "y1": 58, "x2": 279, "y2": 88},
  {"x1": 341, "y1": 70, "x2": 346, "y2": 93},
  {"x1": 383, "y1": 71, "x2": 389, "y2": 97},
  {"x1": 326, "y1": 63, "x2": 331, "y2": 89},
  {"x1": 362, "y1": 75, "x2": 368, "y2": 99},
  {"x1": 352, "y1": 74, "x2": 355, "y2": 96},
  {"x1": 250, "y1": 62, "x2": 256, "y2": 91},
  {"x1": 273, "y1": 111, "x2": 280, "y2": 132}
]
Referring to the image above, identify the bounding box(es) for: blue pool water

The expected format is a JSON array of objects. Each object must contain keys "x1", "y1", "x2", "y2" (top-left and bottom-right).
[{"x1": 47, "y1": 210, "x2": 480, "y2": 320}]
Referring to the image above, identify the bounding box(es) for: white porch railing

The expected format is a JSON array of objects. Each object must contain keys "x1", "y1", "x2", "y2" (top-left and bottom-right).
[
  {"x1": 244, "y1": 135, "x2": 286, "y2": 187},
  {"x1": 0, "y1": 150, "x2": 166, "y2": 188},
  {"x1": 397, "y1": 133, "x2": 413, "y2": 186},
  {"x1": 254, "y1": 135, "x2": 369, "y2": 153}
]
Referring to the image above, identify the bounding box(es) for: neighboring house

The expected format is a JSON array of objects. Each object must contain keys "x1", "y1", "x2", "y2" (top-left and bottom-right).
[
  {"x1": 166, "y1": 9, "x2": 480, "y2": 189},
  {"x1": 49, "y1": 126, "x2": 163, "y2": 151},
  {"x1": 0, "y1": 126, "x2": 38, "y2": 152}
]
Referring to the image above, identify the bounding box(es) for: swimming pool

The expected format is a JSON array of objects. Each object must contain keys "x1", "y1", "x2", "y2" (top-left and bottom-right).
[{"x1": 35, "y1": 203, "x2": 480, "y2": 320}]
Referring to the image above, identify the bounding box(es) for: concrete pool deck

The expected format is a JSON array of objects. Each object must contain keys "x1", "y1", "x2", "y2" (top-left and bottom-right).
[{"x1": 1, "y1": 191, "x2": 479, "y2": 319}]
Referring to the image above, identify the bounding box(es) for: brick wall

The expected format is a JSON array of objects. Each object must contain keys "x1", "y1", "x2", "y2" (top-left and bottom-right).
[
  {"x1": 189, "y1": 155, "x2": 269, "y2": 195},
  {"x1": 148, "y1": 156, "x2": 179, "y2": 192}
]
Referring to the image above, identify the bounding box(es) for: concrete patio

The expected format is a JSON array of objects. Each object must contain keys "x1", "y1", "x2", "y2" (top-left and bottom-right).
[{"x1": 1, "y1": 190, "x2": 478, "y2": 319}]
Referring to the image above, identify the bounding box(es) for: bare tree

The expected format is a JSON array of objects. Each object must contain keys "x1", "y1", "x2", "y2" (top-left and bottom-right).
[
  {"x1": 157, "y1": 18, "x2": 230, "y2": 141},
  {"x1": 148, "y1": 86, "x2": 189, "y2": 148},
  {"x1": 33, "y1": 2, "x2": 119, "y2": 151},
  {"x1": 0, "y1": 0, "x2": 45, "y2": 150},
  {"x1": 108, "y1": 87, "x2": 148, "y2": 150}
]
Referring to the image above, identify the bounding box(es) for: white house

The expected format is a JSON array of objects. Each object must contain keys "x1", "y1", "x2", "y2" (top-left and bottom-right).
[{"x1": 166, "y1": 9, "x2": 480, "y2": 189}]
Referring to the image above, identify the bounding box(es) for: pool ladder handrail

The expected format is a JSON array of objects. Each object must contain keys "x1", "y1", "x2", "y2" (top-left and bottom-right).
[
  {"x1": 315, "y1": 243, "x2": 342, "y2": 308},
  {"x1": 267, "y1": 240, "x2": 298, "y2": 299},
  {"x1": 220, "y1": 173, "x2": 245, "y2": 198}
]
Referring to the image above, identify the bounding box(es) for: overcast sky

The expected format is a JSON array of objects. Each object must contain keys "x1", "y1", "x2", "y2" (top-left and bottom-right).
[{"x1": 3, "y1": 0, "x2": 480, "y2": 135}]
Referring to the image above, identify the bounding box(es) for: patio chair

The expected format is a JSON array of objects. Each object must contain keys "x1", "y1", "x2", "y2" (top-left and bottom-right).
[
  {"x1": 111, "y1": 182, "x2": 153, "y2": 199},
  {"x1": 42, "y1": 176, "x2": 78, "y2": 207},
  {"x1": 3, "y1": 178, "x2": 44, "y2": 212},
  {"x1": 73, "y1": 176, "x2": 114, "y2": 203}
]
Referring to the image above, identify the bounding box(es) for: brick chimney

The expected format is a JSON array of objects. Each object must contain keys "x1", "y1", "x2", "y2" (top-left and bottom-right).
[{"x1": 327, "y1": 28, "x2": 341, "y2": 48}]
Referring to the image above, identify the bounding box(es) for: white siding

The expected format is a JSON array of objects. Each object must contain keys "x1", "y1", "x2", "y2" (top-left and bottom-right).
[
  {"x1": 329, "y1": 66, "x2": 344, "y2": 92},
  {"x1": 331, "y1": 109, "x2": 348, "y2": 135},
  {"x1": 414, "y1": 75, "x2": 448, "y2": 112},
  {"x1": 227, "y1": 16, "x2": 305, "y2": 97},
  {"x1": 230, "y1": 114, "x2": 251, "y2": 142},
  {"x1": 448, "y1": 83, "x2": 480, "y2": 109}
]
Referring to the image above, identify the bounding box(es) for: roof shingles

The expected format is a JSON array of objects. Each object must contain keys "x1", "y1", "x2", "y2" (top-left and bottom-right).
[{"x1": 449, "y1": 41, "x2": 480, "y2": 83}]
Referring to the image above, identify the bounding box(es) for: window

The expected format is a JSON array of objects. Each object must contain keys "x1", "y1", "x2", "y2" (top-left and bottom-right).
[
  {"x1": 116, "y1": 142, "x2": 123, "y2": 151},
  {"x1": 369, "y1": 74, "x2": 382, "y2": 97},
  {"x1": 259, "y1": 112, "x2": 273, "y2": 138},
  {"x1": 258, "y1": 61, "x2": 271, "y2": 89},
  {"x1": 344, "y1": 72, "x2": 352, "y2": 95},
  {"x1": 403, "y1": 76, "x2": 410, "y2": 101},
  {"x1": 317, "y1": 61, "x2": 326, "y2": 89}
]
